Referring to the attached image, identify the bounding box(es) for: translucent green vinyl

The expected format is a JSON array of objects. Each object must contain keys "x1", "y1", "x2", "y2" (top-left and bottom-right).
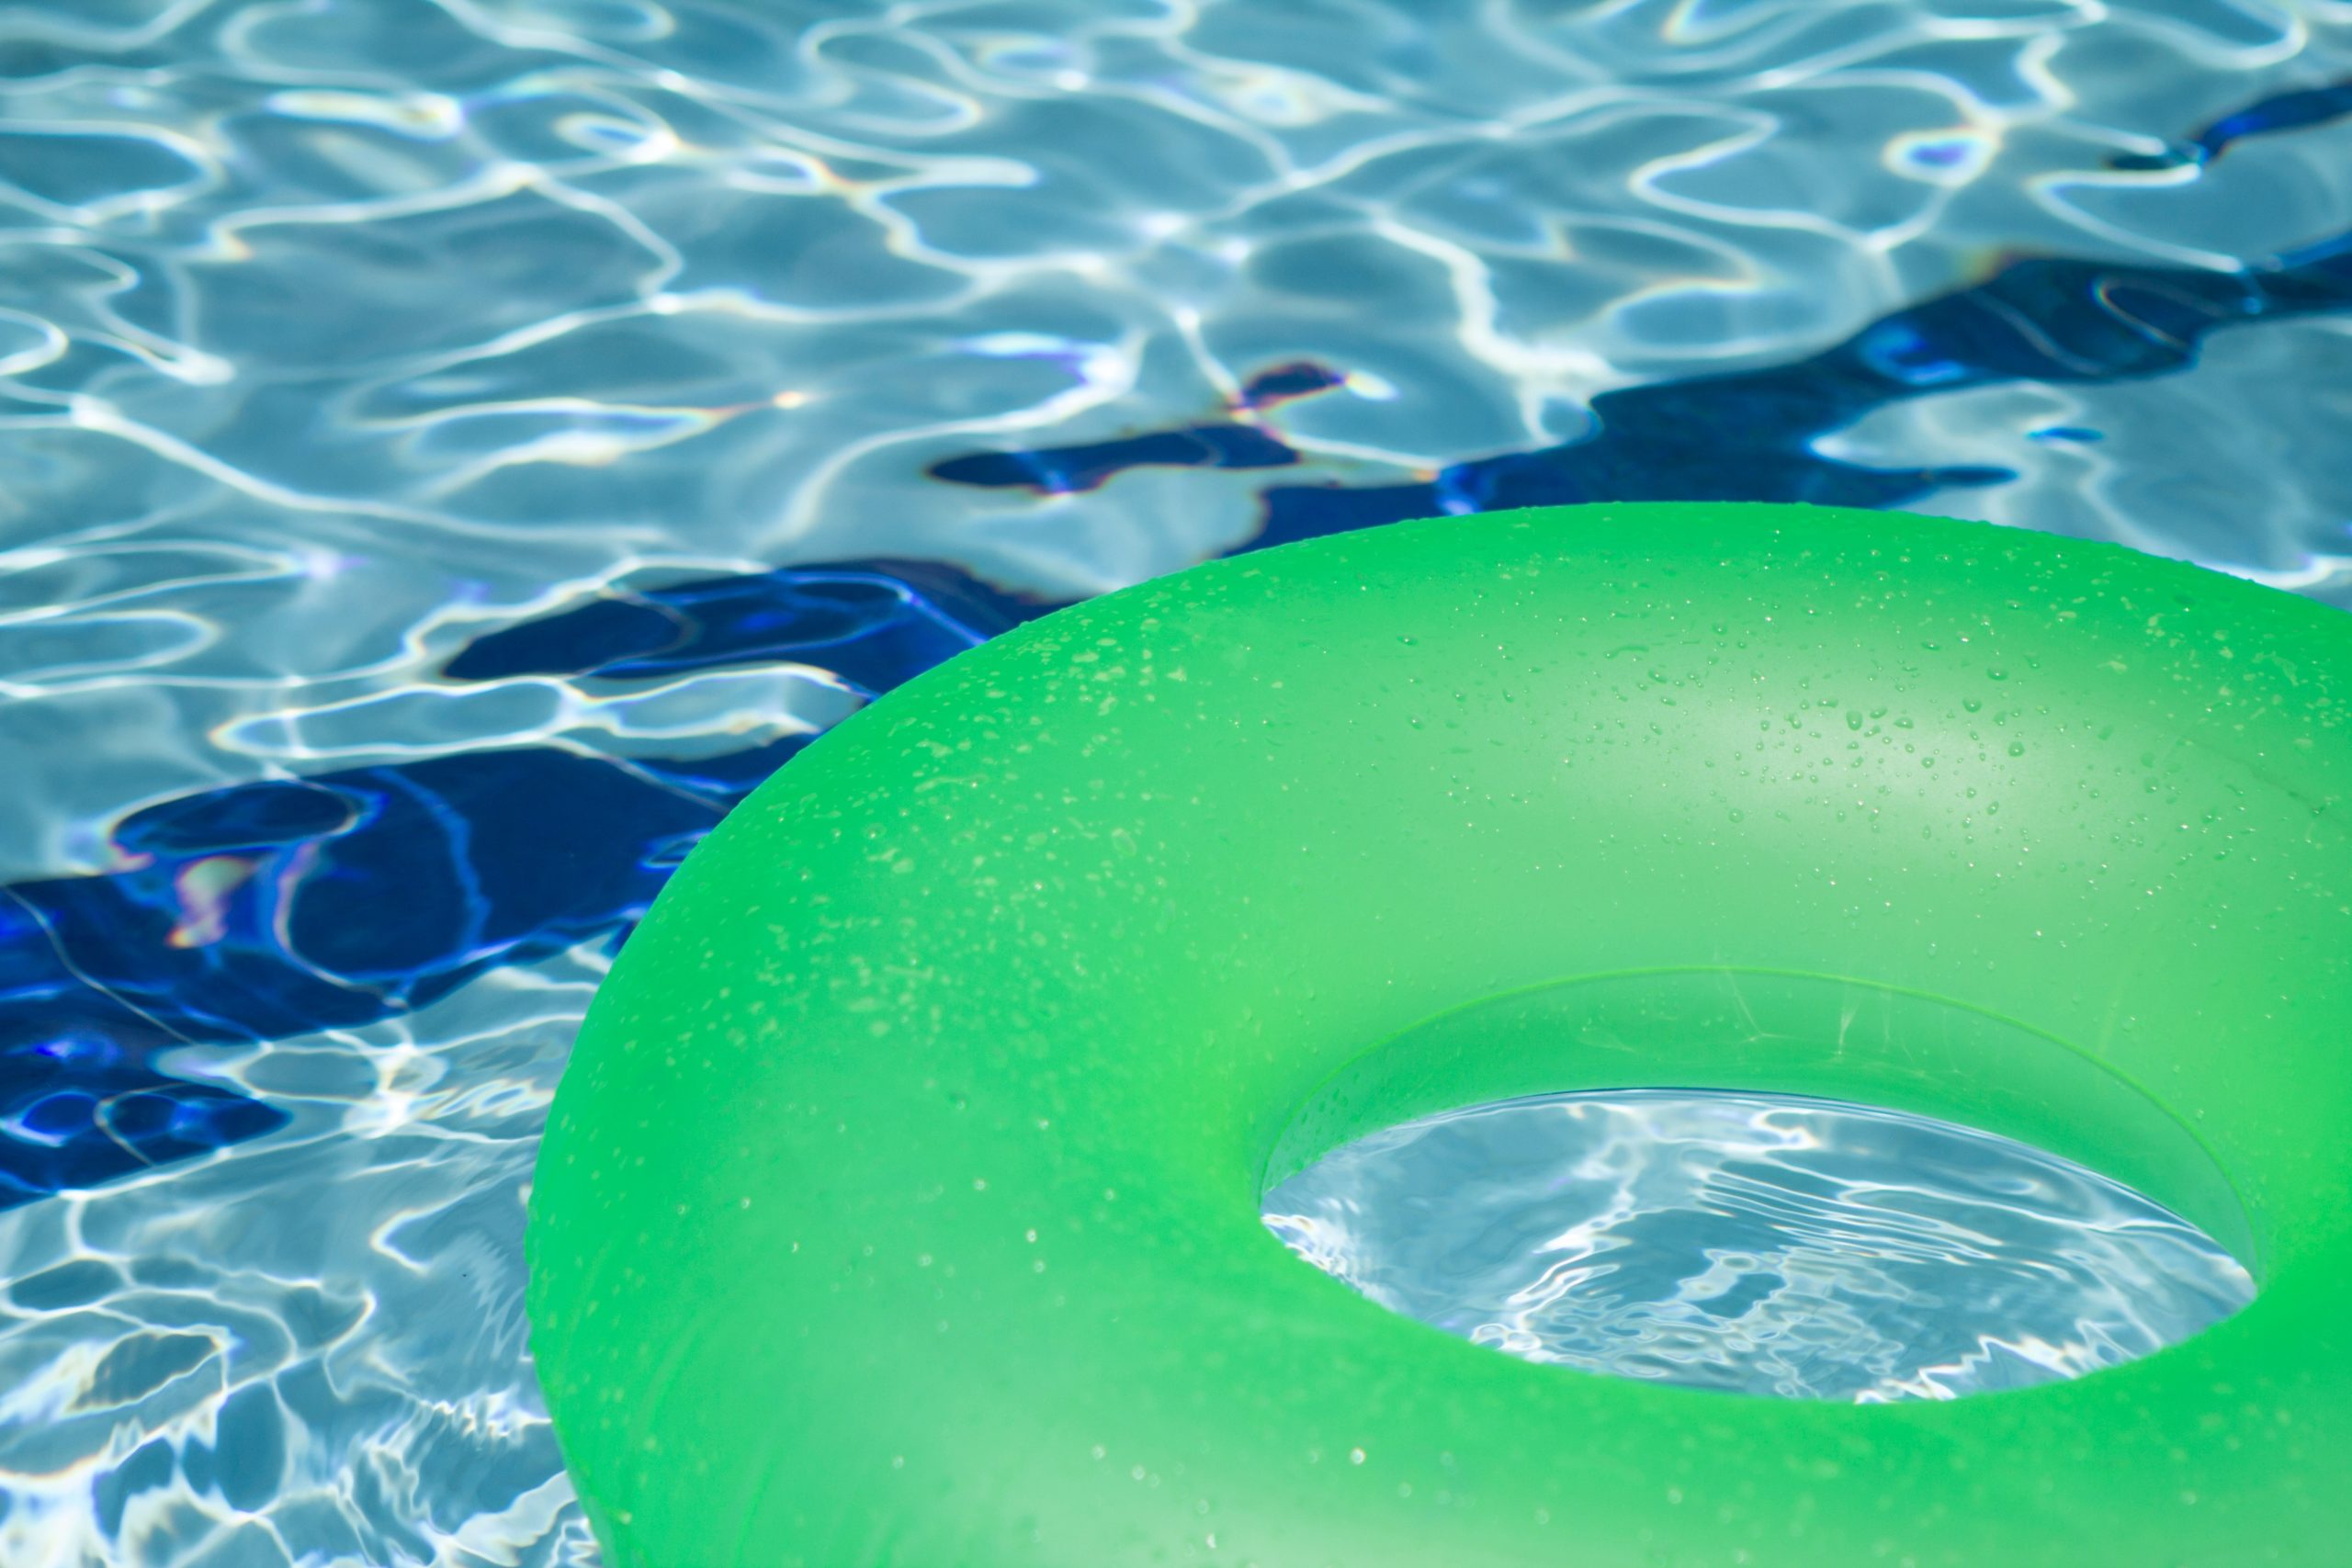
[{"x1": 530, "y1": 503, "x2": 2352, "y2": 1567}]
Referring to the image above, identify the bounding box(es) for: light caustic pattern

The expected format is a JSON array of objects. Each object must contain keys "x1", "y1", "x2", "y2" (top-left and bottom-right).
[
  {"x1": 2, "y1": 0, "x2": 2350, "y2": 1562},
  {"x1": 1264, "y1": 1090, "x2": 2257, "y2": 1404}
]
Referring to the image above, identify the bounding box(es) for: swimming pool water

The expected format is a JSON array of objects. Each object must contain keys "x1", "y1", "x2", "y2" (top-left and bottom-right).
[
  {"x1": 1262, "y1": 1090, "x2": 2256, "y2": 1403},
  {"x1": 2, "y1": 0, "x2": 2349, "y2": 1562}
]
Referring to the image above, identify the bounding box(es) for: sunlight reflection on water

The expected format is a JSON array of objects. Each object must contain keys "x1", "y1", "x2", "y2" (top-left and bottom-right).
[{"x1": 2, "y1": 0, "x2": 2348, "y2": 1560}]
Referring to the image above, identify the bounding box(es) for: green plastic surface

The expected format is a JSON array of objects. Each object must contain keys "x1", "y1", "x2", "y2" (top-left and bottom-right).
[{"x1": 528, "y1": 502, "x2": 2352, "y2": 1567}]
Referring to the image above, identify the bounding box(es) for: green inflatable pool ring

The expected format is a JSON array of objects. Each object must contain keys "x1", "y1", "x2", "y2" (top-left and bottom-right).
[{"x1": 527, "y1": 502, "x2": 2352, "y2": 1567}]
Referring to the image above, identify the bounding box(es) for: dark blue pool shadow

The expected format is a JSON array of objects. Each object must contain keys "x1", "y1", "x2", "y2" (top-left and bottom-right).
[
  {"x1": 1, "y1": 566, "x2": 1028, "y2": 1205},
  {"x1": 6, "y1": 128, "x2": 2351, "y2": 1207},
  {"x1": 2108, "y1": 73, "x2": 2352, "y2": 171}
]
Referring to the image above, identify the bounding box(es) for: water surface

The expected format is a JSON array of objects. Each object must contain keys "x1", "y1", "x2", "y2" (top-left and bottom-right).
[
  {"x1": 1, "y1": 0, "x2": 2347, "y2": 1561},
  {"x1": 1264, "y1": 1089, "x2": 2257, "y2": 1403}
]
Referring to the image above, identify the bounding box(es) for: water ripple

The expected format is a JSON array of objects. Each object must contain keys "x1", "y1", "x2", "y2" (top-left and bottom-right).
[
  {"x1": 1264, "y1": 1090, "x2": 2256, "y2": 1403},
  {"x1": 2, "y1": 0, "x2": 2348, "y2": 1560}
]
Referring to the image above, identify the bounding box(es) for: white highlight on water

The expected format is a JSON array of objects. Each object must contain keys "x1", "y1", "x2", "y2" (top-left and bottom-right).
[{"x1": 1263, "y1": 1089, "x2": 2256, "y2": 1402}]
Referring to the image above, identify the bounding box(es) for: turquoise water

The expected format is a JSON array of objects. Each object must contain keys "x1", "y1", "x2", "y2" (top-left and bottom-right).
[
  {"x1": 1262, "y1": 1090, "x2": 2256, "y2": 1403},
  {"x1": 1, "y1": 0, "x2": 2348, "y2": 1562}
]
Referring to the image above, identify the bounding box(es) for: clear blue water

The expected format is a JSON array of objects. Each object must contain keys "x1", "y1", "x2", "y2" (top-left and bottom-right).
[
  {"x1": 0, "y1": 0, "x2": 2347, "y2": 1561},
  {"x1": 1263, "y1": 1090, "x2": 2256, "y2": 1403}
]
